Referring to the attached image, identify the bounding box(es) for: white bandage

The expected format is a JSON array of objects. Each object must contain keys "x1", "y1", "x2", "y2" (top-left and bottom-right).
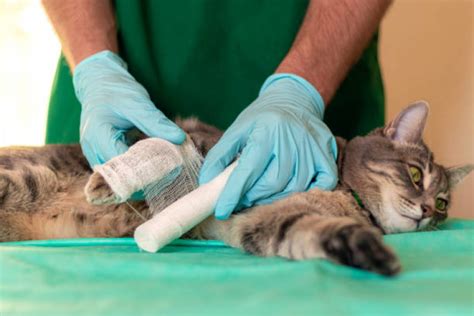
[
  {"x1": 144, "y1": 137, "x2": 202, "y2": 217},
  {"x1": 134, "y1": 161, "x2": 238, "y2": 253},
  {"x1": 91, "y1": 135, "x2": 237, "y2": 252},
  {"x1": 94, "y1": 137, "x2": 202, "y2": 214}
]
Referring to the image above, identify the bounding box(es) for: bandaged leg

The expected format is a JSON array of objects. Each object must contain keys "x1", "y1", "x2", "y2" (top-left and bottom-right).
[
  {"x1": 88, "y1": 135, "x2": 237, "y2": 253},
  {"x1": 93, "y1": 136, "x2": 202, "y2": 215}
]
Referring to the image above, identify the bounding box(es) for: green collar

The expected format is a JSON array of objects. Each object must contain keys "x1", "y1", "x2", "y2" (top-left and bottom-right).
[
  {"x1": 351, "y1": 190, "x2": 365, "y2": 209},
  {"x1": 349, "y1": 189, "x2": 385, "y2": 233}
]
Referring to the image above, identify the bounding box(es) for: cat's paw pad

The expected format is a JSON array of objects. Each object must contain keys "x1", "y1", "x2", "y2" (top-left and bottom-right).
[
  {"x1": 84, "y1": 172, "x2": 120, "y2": 205},
  {"x1": 322, "y1": 225, "x2": 401, "y2": 276}
]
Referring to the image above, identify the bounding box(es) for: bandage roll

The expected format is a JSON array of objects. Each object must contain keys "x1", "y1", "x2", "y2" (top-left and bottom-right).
[{"x1": 134, "y1": 161, "x2": 238, "y2": 253}]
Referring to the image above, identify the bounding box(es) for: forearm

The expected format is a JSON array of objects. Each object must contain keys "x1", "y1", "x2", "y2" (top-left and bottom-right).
[
  {"x1": 42, "y1": 0, "x2": 118, "y2": 70},
  {"x1": 276, "y1": 0, "x2": 392, "y2": 104}
]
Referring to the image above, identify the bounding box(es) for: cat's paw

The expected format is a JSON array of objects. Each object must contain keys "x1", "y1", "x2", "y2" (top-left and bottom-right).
[
  {"x1": 84, "y1": 172, "x2": 120, "y2": 205},
  {"x1": 321, "y1": 224, "x2": 401, "y2": 276}
]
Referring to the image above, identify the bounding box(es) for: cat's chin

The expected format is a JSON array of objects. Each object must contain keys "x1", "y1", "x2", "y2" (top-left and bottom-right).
[
  {"x1": 379, "y1": 211, "x2": 434, "y2": 234},
  {"x1": 374, "y1": 208, "x2": 420, "y2": 234},
  {"x1": 384, "y1": 218, "x2": 417, "y2": 234}
]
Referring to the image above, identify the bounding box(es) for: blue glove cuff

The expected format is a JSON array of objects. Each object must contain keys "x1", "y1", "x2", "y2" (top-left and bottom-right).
[
  {"x1": 259, "y1": 73, "x2": 326, "y2": 119},
  {"x1": 74, "y1": 50, "x2": 127, "y2": 72}
]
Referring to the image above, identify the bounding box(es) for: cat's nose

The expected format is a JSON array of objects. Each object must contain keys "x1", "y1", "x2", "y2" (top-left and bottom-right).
[{"x1": 421, "y1": 204, "x2": 434, "y2": 218}]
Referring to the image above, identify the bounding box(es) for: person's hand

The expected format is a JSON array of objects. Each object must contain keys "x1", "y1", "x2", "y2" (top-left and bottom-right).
[
  {"x1": 199, "y1": 74, "x2": 338, "y2": 219},
  {"x1": 73, "y1": 50, "x2": 186, "y2": 166}
]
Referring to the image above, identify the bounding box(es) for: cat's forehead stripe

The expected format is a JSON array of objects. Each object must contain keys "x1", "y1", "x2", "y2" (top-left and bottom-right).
[
  {"x1": 428, "y1": 161, "x2": 434, "y2": 173},
  {"x1": 424, "y1": 165, "x2": 449, "y2": 196},
  {"x1": 429, "y1": 173, "x2": 442, "y2": 192},
  {"x1": 412, "y1": 157, "x2": 427, "y2": 168},
  {"x1": 423, "y1": 165, "x2": 434, "y2": 191},
  {"x1": 438, "y1": 171, "x2": 449, "y2": 195}
]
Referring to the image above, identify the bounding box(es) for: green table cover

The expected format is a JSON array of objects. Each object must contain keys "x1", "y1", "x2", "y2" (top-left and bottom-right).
[{"x1": 1, "y1": 219, "x2": 473, "y2": 315}]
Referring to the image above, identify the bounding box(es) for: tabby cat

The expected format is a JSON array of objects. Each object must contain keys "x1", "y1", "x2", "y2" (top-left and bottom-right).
[{"x1": 0, "y1": 101, "x2": 471, "y2": 276}]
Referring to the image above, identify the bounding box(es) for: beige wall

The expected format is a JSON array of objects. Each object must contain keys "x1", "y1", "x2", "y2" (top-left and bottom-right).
[{"x1": 379, "y1": 0, "x2": 473, "y2": 218}]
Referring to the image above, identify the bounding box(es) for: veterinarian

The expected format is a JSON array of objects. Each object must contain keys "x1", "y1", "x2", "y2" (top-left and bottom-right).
[{"x1": 43, "y1": 0, "x2": 392, "y2": 219}]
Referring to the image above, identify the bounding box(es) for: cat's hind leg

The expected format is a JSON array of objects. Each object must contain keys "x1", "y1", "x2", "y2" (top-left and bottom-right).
[{"x1": 0, "y1": 212, "x2": 31, "y2": 241}]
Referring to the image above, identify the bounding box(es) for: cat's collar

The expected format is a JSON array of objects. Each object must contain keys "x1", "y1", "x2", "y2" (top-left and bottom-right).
[
  {"x1": 350, "y1": 190, "x2": 365, "y2": 209},
  {"x1": 349, "y1": 188, "x2": 386, "y2": 234}
]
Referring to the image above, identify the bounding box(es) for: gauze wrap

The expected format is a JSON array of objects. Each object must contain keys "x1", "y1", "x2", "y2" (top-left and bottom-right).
[{"x1": 93, "y1": 136, "x2": 202, "y2": 217}]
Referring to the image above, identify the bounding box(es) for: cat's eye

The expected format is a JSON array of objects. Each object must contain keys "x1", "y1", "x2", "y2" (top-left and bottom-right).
[
  {"x1": 435, "y1": 198, "x2": 448, "y2": 211},
  {"x1": 409, "y1": 166, "x2": 422, "y2": 186}
]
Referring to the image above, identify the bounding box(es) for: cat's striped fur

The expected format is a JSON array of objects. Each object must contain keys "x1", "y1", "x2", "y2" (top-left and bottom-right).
[{"x1": 0, "y1": 103, "x2": 472, "y2": 276}]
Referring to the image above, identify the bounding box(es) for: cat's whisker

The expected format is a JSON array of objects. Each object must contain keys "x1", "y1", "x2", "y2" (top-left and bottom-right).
[
  {"x1": 126, "y1": 201, "x2": 147, "y2": 222},
  {"x1": 425, "y1": 224, "x2": 439, "y2": 231}
]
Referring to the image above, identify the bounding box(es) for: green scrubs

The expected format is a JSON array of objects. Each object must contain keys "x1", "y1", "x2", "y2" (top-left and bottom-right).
[{"x1": 45, "y1": 0, "x2": 384, "y2": 144}]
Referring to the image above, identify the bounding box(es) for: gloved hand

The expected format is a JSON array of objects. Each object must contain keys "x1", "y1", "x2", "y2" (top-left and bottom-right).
[
  {"x1": 73, "y1": 50, "x2": 186, "y2": 166},
  {"x1": 199, "y1": 74, "x2": 338, "y2": 220}
]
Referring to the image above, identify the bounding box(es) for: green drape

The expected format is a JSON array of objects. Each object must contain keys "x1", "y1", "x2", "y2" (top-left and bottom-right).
[{"x1": 1, "y1": 219, "x2": 472, "y2": 315}]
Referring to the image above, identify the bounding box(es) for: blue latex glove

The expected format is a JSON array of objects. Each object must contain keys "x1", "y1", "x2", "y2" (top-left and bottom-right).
[
  {"x1": 199, "y1": 74, "x2": 338, "y2": 220},
  {"x1": 73, "y1": 50, "x2": 186, "y2": 166}
]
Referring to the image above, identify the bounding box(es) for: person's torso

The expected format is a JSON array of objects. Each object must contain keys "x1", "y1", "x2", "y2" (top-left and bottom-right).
[{"x1": 46, "y1": 0, "x2": 384, "y2": 144}]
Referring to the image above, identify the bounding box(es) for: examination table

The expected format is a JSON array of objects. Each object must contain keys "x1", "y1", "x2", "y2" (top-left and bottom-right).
[{"x1": 1, "y1": 219, "x2": 473, "y2": 315}]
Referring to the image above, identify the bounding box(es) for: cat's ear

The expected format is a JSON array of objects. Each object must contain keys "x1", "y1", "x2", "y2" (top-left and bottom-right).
[
  {"x1": 446, "y1": 164, "x2": 474, "y2": 189},
  {"x1": 384, "y1": 101, "x2": 429, "y2": 143}
]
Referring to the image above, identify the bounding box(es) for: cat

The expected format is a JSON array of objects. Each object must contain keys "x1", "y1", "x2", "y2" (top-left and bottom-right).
[{"x1": 0, "y1": 101, "x2": 471, "y2": 276}]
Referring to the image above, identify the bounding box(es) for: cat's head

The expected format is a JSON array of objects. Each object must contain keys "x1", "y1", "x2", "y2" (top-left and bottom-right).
[{"x1": 340, "y1": 101, "x2": 473, "y2": 234}]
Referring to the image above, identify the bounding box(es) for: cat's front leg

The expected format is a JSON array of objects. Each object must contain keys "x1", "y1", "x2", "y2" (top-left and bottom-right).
[
  {"x1": 214, "y1": 210, "x2": 401, "y2": 276},
  {"x1": 276, "y1": 216, "x2": 400, "y2": 276}
]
